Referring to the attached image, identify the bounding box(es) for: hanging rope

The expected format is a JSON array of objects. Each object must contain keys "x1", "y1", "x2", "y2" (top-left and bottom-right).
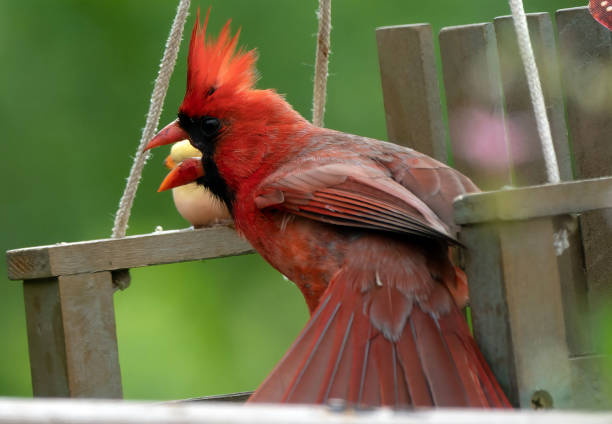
[
  {"x1": 509, "y1": 0, "x2": 569, "y2": 255},
  {"x1": 312, "y1": 0, "x2": 332, "y2": 127},
  {"x1": 111, "y1": 0, "x2": 191, "y2": 238},
  {"x1": 508, "y1": 0, "x2": 560, "y2": 184}
]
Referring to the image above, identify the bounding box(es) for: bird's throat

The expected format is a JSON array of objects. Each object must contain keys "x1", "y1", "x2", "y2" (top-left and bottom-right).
[{"x1": 198, "y1": 156, "x2": 235, "y2": 215}]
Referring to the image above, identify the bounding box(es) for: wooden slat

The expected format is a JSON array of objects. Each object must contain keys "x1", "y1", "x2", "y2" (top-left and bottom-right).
[
  {"x1": 439, "y1": 23, "x2": 511, "y2": 190},
  {"x1": 454, "y1": 176, "x2": 612, "y2": 225},
  {"x1": 457, "y1": 224, "x2": 517, "y2": 404},
  {"x1": 497, "y1": 218, "x2": 572, "y2": 408},
  {"x1": 554, "y1": 215, "x2": 593, "y2": 356},
  {"x1": 6, "y1": 225, "x2": 254, "y2": 280},
  {"x1": 556, "y1": 6, "x2": 612, "y2": 181},
  {"x1": 376, "y1": 24, "x2": 447, "y2": 162},
  {"x1": 494, "y1": 13, "x2": 572, "y2": 185},
  {"x1": 556, "y1": 6, "x2": 612, "y2": 331},
  {"x1": 3, "y1": 398, "x2": 612, "y2": 424},
  {"x1": 23, "y1": 278, "x2": 70, "y2": 397},
  {"x1": 463, "y1": 218, "x2": 573, "y2": 408},
  {"x1": 494, "y1": 13, "x2": 589, "y2": 355},
  {"x1": 24, "y1": 272, "x2": 122, "y2": 398},
  {"x1": 569, "y1": 354, "x2": 612, "y2": 409}
]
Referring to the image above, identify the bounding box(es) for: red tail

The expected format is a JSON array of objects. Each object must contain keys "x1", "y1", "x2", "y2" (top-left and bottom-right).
[{"x1": 248, "y1": 238, "x2": 510, "y2": 408}]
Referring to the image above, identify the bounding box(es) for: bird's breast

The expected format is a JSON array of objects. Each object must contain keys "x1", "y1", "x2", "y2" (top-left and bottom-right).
[{"x1": 234, "y1": 208, "x2": 349, "y2": 312}]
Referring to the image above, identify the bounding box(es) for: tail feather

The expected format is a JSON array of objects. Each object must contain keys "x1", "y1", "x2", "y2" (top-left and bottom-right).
[
  {"x1": 437, "y1": 311, "x2": 489, "y2": 406},
  {"x1": 410, "y1": 308, "x2": 467, "y2": 406},
  {"x1": 248, "y1": 244, "x2": 511, "y2": 408},
  {"x1": 248, "y1": 295, "x2": 333, "y2": 402},
  {"x1": 396, "y1": 319, "x2": 434, "y2": 406},
  {"x1": 358, "y1": 335, "x2": 380, "y2": 406},
  {"x1": 440, "y1": 309, "x2": 510, "y2": 407},
  {"x1": 391, "y1": 343, "x2": 412, "y2": 407},
  {"x1": 372, "y1": 334, "x2": 398, "y2": 406},
  {"x1": 347, "y1": 315, "x2": 372, "y2": 404},
  {"x1": 318, "y1": 312, "x2": 354, "y2": 402},
  {"x1": 323, "y1": 313, "x2": 356, "y2": 402},
  {"x1": 284, "y1": 301, "x2": 341, "y2": 401},
  {"x1": 465, "y1": 334, "x2": 511, "y2": 407}
]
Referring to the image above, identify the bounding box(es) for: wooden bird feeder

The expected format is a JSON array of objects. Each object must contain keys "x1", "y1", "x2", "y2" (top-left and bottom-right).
[{"x1": 4, "y1": 4, "x2": 612, "y2": 419}]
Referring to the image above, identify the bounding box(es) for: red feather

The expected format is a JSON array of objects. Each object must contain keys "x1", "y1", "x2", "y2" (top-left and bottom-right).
[{"x1": 181, "y1": 8, "x2": 257, "y2": 117}]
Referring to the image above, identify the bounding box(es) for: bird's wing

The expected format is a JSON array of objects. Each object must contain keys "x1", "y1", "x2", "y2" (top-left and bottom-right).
[
  {"x1": 254, "y1": 161, "x2": 456, "y2": 243},
  {"x1": 376, "y1": 145, "x2": 479, "y2": 235}
]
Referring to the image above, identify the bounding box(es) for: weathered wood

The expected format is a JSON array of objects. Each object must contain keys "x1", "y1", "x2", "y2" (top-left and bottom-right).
[
  {"x1": 462, "y1": 218, "x2": 573, "y2": 408},
  {"x1": 569, "y1": 354, "x2": 612, "y2": 409},
  {"x1": 497, "y1": 218, "x2": 572, "y2": 408},
  {"x1": 457, "y1": 224, "x2": 517, "y2": 403},
  {"x1": 23, "y1": 279, "x2": 70, "y2": 397},
  {"x1": 556, "y1": 6, "x2": 612, "y2": 181},
  {"x1": 556, "y1": 6, "x2": 612, "y2": 330},
  {"x1": 440, "y1": 23, "x2": 511, "y2": 190},
  {"x1": 494, "y1": 13, "x2": 572, "y2": 185},
  {"x1": 554, "y1": 216, "x2": 593, "y2": 356},
  {"x1": 454, "y1": 176, "x2": 612, "y2": 225},
  {"x1": 2, "y1": 398, "x2": 612, "y2": 424},
  {"x1": 24, "y1": 272, "x2": 122, "y2": 398},
  {"x1": 376, "y1": 24, "x2": 447, "y2": 162},
  {"x1": 7, "y1": 225, "x2": 254, "y2": 281}
]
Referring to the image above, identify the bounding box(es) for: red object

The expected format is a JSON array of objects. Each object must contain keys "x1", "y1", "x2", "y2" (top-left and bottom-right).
[
  {"x1": 157, "y1": 156, "x2": 203, "y2": 192},
  {"x1": 590, "y1": 0, "x2": 612, "y2": 30},
  {"x1": 146, "y1": 119, "x2": 189, "y2": 150},
  {"x1": 148, "y1": 10, "x2": 511, "y2": 408}
]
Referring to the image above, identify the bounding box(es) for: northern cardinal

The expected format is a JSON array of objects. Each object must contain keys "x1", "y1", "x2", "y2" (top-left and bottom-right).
[
  {"x1": 164, "y1": 139, "x2": 231, "y2": 227},
  {"x1": 146, "y1": 11, "x2": 510, "y2": 408}
]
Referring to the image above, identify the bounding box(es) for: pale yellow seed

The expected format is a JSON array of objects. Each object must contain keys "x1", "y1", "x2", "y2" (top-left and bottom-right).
[
  {"x1": 608, "y1": 5, "x2": 612, "y2": 11},
  {"x1": 602, "y1": 1, "x2": 609, "y2": 6}
]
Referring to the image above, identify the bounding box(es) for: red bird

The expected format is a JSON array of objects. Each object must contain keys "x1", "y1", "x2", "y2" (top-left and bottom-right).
[{"x1": 147, "y1": 11, "x2": 510, "y2": 408}]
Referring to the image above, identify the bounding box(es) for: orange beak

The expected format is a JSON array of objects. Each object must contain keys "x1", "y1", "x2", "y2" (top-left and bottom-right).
[
  {"x1": 158, "y1": 157, "x2": 204, "y2": 192},
  {"x1": 145, "y1": 120, "x2": 190, "y2": 151}
]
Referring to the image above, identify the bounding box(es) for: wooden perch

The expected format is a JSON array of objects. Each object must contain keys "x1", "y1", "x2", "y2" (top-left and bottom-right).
[
  {"x1": 5, "y1": 224, "x2": 253, "y2": 398},
  {"x1": 6, "y1": 225, "x2": 254, "y2": 281}
]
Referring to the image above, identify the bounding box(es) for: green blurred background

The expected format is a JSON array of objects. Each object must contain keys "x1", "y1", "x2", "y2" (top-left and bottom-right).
[{"x1": 0, "y1": 0, "x2": 599, "y2": 401}]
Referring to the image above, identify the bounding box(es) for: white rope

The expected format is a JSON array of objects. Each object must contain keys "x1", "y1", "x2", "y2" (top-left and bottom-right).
[
  {"x1": 509, "y1": 0, "x2": 568, "y2": 255},
  {"x1": 111, "y1": 0, "x2": 191, "y2": 238},
  {"x1": 312, "y1": 0, "x2": 332, "y2": 127},
  {"x1": 508, "y1": 0, "x2": 560, "y2": 184}
]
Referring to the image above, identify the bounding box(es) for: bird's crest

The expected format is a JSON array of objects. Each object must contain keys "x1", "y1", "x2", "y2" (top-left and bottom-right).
[{"x1": 181, "y1": 8, "x2": 257, "y2": 115}]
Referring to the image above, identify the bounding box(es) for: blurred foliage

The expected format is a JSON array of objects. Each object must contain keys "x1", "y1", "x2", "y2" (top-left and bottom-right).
[{"x1": 0, "y1": 0, "x2": 604, "y2": 402}]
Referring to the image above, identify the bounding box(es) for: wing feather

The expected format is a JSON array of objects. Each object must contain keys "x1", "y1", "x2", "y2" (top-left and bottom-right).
[{"x1": 255, "y1": 162, "x2": 456, "y2": 242}]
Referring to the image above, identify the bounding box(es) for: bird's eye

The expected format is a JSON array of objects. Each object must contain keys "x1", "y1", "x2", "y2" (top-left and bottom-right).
[{"x1": 201, "y1": 117, "x2": 221, "y2": 137}]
